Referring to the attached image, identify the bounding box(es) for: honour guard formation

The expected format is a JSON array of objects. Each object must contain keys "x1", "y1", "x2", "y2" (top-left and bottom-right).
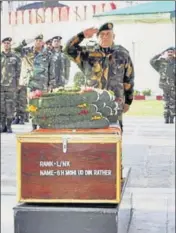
[{"x1": 1, "y1": 22, "x2": 175, "y2": 133}]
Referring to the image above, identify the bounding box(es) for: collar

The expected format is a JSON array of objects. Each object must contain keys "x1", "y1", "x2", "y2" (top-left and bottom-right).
[
  {"x1": 2, "y1": 50, "x2": 12, "y2": 56},
  {"x1": 99, "y1": 47, "x2": 112, "y2": 54}
]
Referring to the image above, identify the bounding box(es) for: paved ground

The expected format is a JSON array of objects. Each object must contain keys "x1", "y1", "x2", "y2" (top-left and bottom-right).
[{"x1": 1, "y1": 116, "x2": 175, "y2": 233}]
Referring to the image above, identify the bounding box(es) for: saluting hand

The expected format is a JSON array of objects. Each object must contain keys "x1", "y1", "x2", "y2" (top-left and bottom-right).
[
  {"x1": 159, "y1": 52, "x2": 169, "y2": 59},
  {"x1": 83, "y1": 27, "x2": 98, "y2": 38}
]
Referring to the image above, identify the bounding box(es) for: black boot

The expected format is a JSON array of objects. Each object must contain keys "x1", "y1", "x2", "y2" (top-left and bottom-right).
[
  {"x1": 165, "y1": 117, "x2": 169, "y2": 124},
  {"x1": 19, "y1": 116, "x2": 25, "y2": 125},
  {"x1": 32, "y1": 124, "x2": 37, "y2": 131},
  {"x1": 170, "y1": 117, "x2": 174, "y2": 124},
  {"x1": 25, "y1": 118, "x2": 29, "y2": 123},
  {"x1": 0, "y1": 118, "x2": 7, "y2": 133},
  {"x1": 25, "y1": 113, "x2": 29, "y2": 122},
  {"x1": 6, "y1": 118, "x2": 13, "y2": 133},
  {"x1": 0, "y1": 124, "x2": 7, "y2": 133},
  {"x1": 12, "y1": 117, "x2": 20, "y2": 124}
]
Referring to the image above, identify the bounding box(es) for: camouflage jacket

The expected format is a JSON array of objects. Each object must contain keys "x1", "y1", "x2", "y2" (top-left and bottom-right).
[
  {"x1": 49, "y1": 49, "x2": 71, "y2": 87},
  {"x1": 14, "y1": 44, "x2": 52, "y2": 91},
  {"x1": 1, "y1": 51, "x2": 21, "y2": 88},
  {"x1": 64, "y1": 32, "x2": 135, "y2": 110},
  {"x1": 150, "y1": 53, "x2": 176, "y2": 89}
]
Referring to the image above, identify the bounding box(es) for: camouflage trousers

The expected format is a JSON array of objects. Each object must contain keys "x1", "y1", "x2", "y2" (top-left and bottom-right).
[
  {"x1": 15, "y1": 86, "x2": 27, "y2": 118},
  {"x1": 0, "y1": 86, "x2": 16, "y2": 120},
  {"x1": 163, "y1": 86, "x2": 175, "y2": 118}
]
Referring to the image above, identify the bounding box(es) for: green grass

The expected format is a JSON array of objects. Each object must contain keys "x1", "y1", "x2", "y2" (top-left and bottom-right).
[{"x1": 126, "y1": 100, "x2": 163, "y2": 117}]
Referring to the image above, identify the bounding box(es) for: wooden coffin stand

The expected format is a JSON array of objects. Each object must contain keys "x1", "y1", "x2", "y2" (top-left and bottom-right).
[{"x1": 14, "y1": 127, "x2": 133, "y2": 233}]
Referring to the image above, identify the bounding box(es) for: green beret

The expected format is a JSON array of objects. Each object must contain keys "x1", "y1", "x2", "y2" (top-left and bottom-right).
[
  {"x1": 35, "y1": 34, "x2": 43, "y2": 40},
  {"x1": 97, "y1": 22, "x2": 114, "y2": 35},
  {"x1": 2, "y1": 37, "x2": 12, "y2": 43}
]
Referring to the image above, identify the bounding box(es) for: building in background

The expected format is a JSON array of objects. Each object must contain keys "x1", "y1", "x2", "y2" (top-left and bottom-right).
[{"x1": 1, "y1": 1, "x2": 171, "y2": 92}]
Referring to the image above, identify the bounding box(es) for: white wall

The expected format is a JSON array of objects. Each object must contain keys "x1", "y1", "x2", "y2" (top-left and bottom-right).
[
  {"x1": 2, "y1": 19, "x2": 175, "y2": 93},
  {"x1": 113, "y1": 23, "x2": 175, "y2": 93}
]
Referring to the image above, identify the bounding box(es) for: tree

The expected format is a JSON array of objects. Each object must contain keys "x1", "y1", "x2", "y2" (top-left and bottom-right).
[
  {"x1": 73, "y1": 71, "x2": 85, "y2": 87},
  {"x1": 133, "y1": 90, "x2": 141, "y2": 96},
  {"x1": 142, "y1": 89, "x2": 152, "y2": 96}
]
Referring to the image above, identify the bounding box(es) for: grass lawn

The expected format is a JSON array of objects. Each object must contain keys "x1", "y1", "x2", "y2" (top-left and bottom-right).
[{"x1": 126, "y1": 100, "x2": 163, "y2": 117}]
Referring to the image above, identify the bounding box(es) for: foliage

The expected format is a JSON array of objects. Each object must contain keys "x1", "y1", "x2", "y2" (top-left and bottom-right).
[
  {"x1": 142, "y1": 89, "x2": 152, "y2": 96},
  {"x1": 133, "y1": 90, "x2": 141, "y2": 96},
  {"x1": 73, "y1": 71, "x2": 85, "y2": 87}
]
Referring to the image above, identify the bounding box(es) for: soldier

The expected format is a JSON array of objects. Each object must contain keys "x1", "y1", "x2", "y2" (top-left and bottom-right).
[
  {"x1": 45, "y1": 38, "x2": 53, "y2": 52},
  {"x1": 64, "y1": 23, "x2": 135, "y2": 131},
  {"x1": 15, "y1": 34, "x2": 53, "y2": 130},
  {"x1": 12, "y1": 85, "x2": 28, "y2": 124},
  {"x1": 49, "y1": 36, "x2": 71, "y2": 88},
  {"x1": 1, "y1": 37, "x2": 21, "y2": 133},
  {"x1": 150, "y1": 47, "x2": 175, "y2": 123}
]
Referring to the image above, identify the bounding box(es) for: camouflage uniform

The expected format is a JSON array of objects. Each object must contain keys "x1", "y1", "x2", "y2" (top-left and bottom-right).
[
  {"x1": 12, "y1": 43, "x2": 28, "y2": 124},
  {"x1": 16, "y1": 48, "x2": 51, "y2": 91},
  {"x1": 49, "y1": 49, "x2": 71, "y2": 87},
  {"x1": 49, "y1": 36, "x2": 71, "y2": 88},
  {"x1": 1, "y1": 39, "x2": 21, "y2": 133},
  {"x1": 63, "y1": 53, "x2": 71, "y2": 84},
  {"x1": 14, "y1": 36, "x2": 53, "y2": 129},
  {"x1": 64, "y1": 24, "x2": 134, "y2": 130},
  {"x1": 150, "y1": 48, "x2": 176, "y2": 123},
  {"x1": 15, "y1": 86, "x2": 28, "y2": 124}
]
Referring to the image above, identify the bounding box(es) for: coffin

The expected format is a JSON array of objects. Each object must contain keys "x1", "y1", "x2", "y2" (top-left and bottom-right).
[{"x1": 17, "y1": 127, "x2": 122, "y2": 203}]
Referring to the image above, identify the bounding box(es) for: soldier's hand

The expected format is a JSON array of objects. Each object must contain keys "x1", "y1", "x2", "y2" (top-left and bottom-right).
[
  {"x1": 83, "y1": 27, "x2": 98, "y2": 38},
  {"x1": 123, "y1": 104, "x2": 130, "y2": 113},
  {"x1": 160, "y1": 52, "x2": 168, "y2": 59},
  {"x1": 22, "y1": 38, "x2": 34, "y2": 46},
  {"x1": 22, "y1": 40, "x2": 27, "y2": 46}
]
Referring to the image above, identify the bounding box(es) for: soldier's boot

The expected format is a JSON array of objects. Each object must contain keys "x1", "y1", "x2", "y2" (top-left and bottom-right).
[
  {"x1": 0, "y1": 119, "x2": 7, "y2": 133},
  {"x1": 6, "y1": 118, "x2": 13, "y2": 133},
  {"x1": 164, "y1": 111, "x2": 170, "y2": 124},
  {"x1": 19, "y1": 116, "x2": 25, "y2": 125},
  {"x1": 32, "y1": 124, "x2": 37, "y2": 131},
  {"x1": 12, "y1": 117, "x2": 20, "y2": 124},
  {"x1": 25, "y1": 113, "x2": 29, "y2": 122},
  {"x1": 165, "y1": 117, "x2": 170, "y2": 124},
  {"x1": 25, "y1": 118, "x2": 29, "y2": 123},
  {"x1": 170, "y1": 116, "x2": 174, "y2": 124}
]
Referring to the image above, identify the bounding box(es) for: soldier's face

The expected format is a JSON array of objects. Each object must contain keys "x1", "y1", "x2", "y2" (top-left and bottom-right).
[
  {"x1": 98, "y1": 30, "x2": 115, "y2": 48},
  {"x1": 52, "y1": 39, "x2": 61, "y2": 48},
  {"x1": 167, "y1": 50, "x2": 175, "y2": 58},
  {"x1": 34, "y1": 39, "x2": 43, "y2": 48},
  {"x1": 46, "y1": 43, "x2": 52, "y2": 50},
  {"x1": 3, "y1": 41, "x2": 11, "y2": 51}
]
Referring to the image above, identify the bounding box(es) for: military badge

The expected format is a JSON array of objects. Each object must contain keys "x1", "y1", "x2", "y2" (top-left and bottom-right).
[{"x1": 108, "y1": 23, "x2": 113, "y2": 29}]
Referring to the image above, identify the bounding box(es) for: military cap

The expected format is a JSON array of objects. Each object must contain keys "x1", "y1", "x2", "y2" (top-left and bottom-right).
[
  {"x1": 2, "y1": 37, "x2": 12, "y2": 43},
  {"x1": 45, "y1": 39, "x2": 52, "y2": 44},
  {"x1": 52, "y1": 36, "x2": 62, "y2": 41},
  {"x1": 97, "y1": 22, "x2": 114, "y2": 35},
  {"x1": 35, "y1": 34, "x2": 43, "y2": 40},
  {"x1": 166, "y1": 46, "x2": 175, "y2": 51}
]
